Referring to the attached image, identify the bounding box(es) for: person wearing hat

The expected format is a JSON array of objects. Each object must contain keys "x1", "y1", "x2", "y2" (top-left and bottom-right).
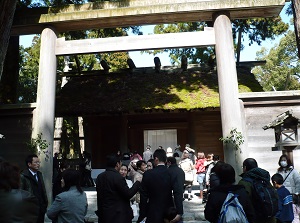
[
  {"x1": 185, "y1": 144, "x2": 196, "y2": 164},
  {"x1": 166, "y1": 147, "x2": 173, "y2": 157},
  {"x1": 122, "y1": 153, "x2": 131, "y2": 167}
]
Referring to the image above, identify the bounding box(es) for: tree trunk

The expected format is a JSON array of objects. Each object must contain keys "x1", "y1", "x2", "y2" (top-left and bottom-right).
[
  {"x1": 1, "y1": 36, "x2": 19, "y2": 103},
  {"x1": 292, "y1": 0, "x2": 300, "y2": 59},
  {"x1": 0, "y1": 0, "x2": 18, "y2": 80},
  {"x1": 236, "y1": 28, "x2": 242, "y2": 65}
]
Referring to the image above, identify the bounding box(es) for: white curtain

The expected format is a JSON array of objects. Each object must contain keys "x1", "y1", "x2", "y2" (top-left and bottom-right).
[{"x1": 144, "y1": 129, "x2": 177, "y2": 152}]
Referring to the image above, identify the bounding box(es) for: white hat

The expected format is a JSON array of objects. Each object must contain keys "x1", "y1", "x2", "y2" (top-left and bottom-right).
[{"x1": 166, "y1": 147, "x2": 173, "y2": 157}]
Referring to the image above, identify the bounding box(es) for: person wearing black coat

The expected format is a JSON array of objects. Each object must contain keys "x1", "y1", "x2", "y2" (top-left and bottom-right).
[
  {"x1": 20, "y1": 154, "x2": 48, "y2": 223},
  {"x1": 167, "y1": 156, "x2": 185, "y2": 221},
  {"x1": 137, "y1": 149, "x2": 176, "y2": 223},
  {"x1": 204, "y1": 163, "x2": 255, "y2": 223},
  {"x1": 96, "y1": 154, "x2": 141, "y2": 223}
]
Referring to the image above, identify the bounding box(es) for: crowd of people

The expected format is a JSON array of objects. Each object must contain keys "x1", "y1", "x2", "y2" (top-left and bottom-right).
[
  {"x1": 2, "y1": 144, "x2": 300, "y2": 223},
  {"x1": 205, "y1": 157, "x2": 300, "y2": 223},
  {"x1": 95, "y1": 145, "x2": 300, "y2": 223}
]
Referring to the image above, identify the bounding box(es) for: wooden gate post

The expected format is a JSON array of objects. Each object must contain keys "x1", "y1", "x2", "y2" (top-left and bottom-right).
[
  {"x1": 32, "y1": 27, "x2": 57, "y2": 203},
  {"x1": 213, "y1": 11, "x2": 248, "y2": 176}
]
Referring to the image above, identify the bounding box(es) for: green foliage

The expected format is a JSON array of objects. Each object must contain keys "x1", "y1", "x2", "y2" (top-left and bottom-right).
[
  {"x1": 18, "y1": 35, "x2": 40, "y2": 103},
  {"x1": 150, "y1": 23, "x2": 215, "y2": 65},
  {"x1": 17, "y1": 0, "x2": 85, "y2": 7},
  {"x1": 232, "y1": 18, "x2": 289, "y2": 46},
  {"x1": 219, "y1": 128, "x2": 244, "y2": 151},
  {"x1": 18, "y1": 0, "x2": 139, "y2": 8},
  {"x1": 59, "y1": 117, "x2": 81, "y2": 158},
  {"x1": 27, "y1": 133, "x2": 50, "y2": 155},
  {"x1": 18, "y1": 27, "x2": 136, "y2": 103},
  {"x1": 151, "y1": 18, "x2": 288, "y2": 64},
  {"x1": 17, "y1": 0, "x2": 44, "y2": 8},
  {"x1": 252, "y1": 30, "x2": 300, "y2": 91},
  {"x1": 56, "y1": 28, "x2": 131, "y2": 73},
  {"x1": 285, "y1": 1, "x2": 293, "y2": 16}
]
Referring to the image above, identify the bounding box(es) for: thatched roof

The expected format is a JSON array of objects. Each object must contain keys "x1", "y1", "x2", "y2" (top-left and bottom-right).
[{"x1": 55, "y1": 65, "x2": 263, "y2": 116}]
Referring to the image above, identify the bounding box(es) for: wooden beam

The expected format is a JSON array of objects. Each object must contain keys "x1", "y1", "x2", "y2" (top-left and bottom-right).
[
  {"x1": 242, "y1": 100, "x2": 300, "y2": 107},
  {"x1": 11, "y1": 0, "x2": 286, "y2": 35},
  {"x1": 55, "y1": 29, "x2": 215, "y2": 55}
]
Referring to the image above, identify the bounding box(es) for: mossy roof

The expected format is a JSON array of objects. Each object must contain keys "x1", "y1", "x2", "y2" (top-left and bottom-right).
[{"x1": 55, "y1": 65, "x2": 263, "y2": 116}]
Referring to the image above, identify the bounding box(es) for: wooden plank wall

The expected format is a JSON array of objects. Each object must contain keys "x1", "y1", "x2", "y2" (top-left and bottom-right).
[
  {"x1": 83, "y1": 116, "x2": 122, "y2": 169},
  {"x1": 85, "y1": 111, "x2": 224, "y2": 168},
  {"x1": 3, "y1": 105, "x2": 298, "y2": 175},
  {"x1": 190, "y1": 111, "x2": 224, "y2": 159},
  {"x1": 0, "y1": 106, "x2": 35, "y2": 169}
]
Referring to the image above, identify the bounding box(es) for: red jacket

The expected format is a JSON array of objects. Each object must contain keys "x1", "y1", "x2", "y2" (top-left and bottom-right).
[{"x1": 195, "y1": 158, "x2": 206, "y2": 174}]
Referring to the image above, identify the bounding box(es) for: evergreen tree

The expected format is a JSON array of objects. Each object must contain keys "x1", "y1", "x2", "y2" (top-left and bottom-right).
[
  {"x1": 252, "y1": 30, "x2": 300, "y2": 91},
  {"x1": 16, "y1": 0, "x2": 140, "y2": 103},
  {"x1": 150, "y1": 18, "x2": 289, "y2": 65},
  {"x1": 18, "y1": 36, "x2": 40, "y2": 103}
]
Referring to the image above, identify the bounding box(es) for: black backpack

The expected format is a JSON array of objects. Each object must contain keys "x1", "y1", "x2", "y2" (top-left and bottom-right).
[{"x1": 244, "y1": 177, "x2": 278, "y2": 219}]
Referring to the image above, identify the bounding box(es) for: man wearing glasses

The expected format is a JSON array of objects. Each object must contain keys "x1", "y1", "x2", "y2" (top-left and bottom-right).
[{"x1": 20, "y1": 154, "x2": 48, "y2": 223}]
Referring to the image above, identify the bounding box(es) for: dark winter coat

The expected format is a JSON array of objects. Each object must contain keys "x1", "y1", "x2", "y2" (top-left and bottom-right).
[
  {"x1": 204, "y1": 184, "x2": 255, "y2": 223},
  {"x1": 138, "y1": 165, "x2": 174, "y2": 223},
  {"x1": 96, "y1": 168, "x2": 140, "y2": 223},
  {"x1": 168, "y1": 164, "x2": 185, "y2": 215},
  {"x1": 20, "y1": 169, "x2": 48, "y2": 221},
  {"x1": 238, "y1": 167, "x2": 277, "y2": 223},
  {"x1": 0, "y1": 189, "x2": 39, "y2": 223},
  {"x1": 239, "y1": 167, "x2": 271, "y2": 200}
]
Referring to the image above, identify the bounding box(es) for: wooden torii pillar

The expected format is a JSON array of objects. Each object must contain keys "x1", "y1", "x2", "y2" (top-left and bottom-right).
[
  {"x1": 32, "y1": 27, "x2": 57, "y2": 202},
  {"x1": 213, "y1": 11, "x2": 248, "y2": 176}
]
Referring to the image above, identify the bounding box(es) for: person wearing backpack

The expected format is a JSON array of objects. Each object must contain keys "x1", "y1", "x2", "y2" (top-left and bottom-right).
[
  {"x1": 204, "y1": 163, "x2": 255, "y2": 223},
  {"x1": 239, "y1": 158, "x2": 278, "y2": 223}
]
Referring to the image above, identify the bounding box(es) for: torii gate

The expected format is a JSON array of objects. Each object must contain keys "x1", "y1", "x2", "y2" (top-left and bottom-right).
[{"x1": 12, "y1": 0, "x2": 286, "y2": 201}]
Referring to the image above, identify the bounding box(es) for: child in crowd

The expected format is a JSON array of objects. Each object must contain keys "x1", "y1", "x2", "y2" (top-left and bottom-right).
[
  {"x1": 271, "y1": 173, "x2": 294, "y2": 223},
  {"x1": 204, "y1": 153, "x2": 214, "y2": 168},
  {"x1": 292, "y1": 194, "x2": 300, "y2": 223}
]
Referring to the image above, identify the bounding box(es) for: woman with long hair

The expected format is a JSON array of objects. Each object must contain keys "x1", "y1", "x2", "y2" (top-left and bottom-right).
[{"x1": 47, "y1": 169, "x2": 88, "y2": 223}]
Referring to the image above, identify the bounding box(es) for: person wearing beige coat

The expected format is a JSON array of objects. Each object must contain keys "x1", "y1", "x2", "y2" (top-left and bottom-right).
[
  {"x1": 179, "y1": 150, "x2": 194, "y2": 201},
  {"x1": 133, "y1": 160, "x2": 147, "y2": 204}
]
